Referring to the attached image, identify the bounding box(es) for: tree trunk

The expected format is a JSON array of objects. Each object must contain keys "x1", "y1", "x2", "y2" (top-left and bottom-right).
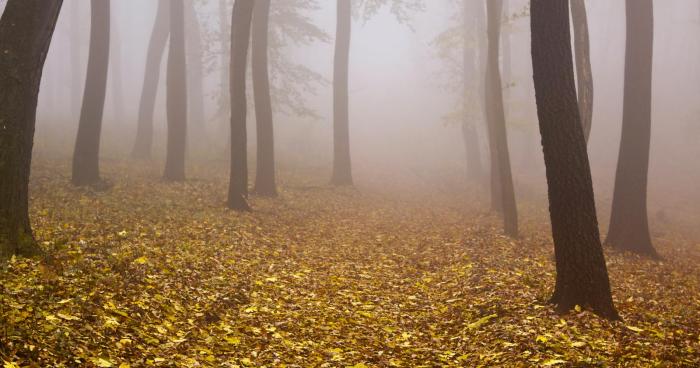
[
  {"x1": 132, "y1": 0, "x2": 169, "y2": 159},
  {"x1": 0, "y1": 0, "x2": 63, "y2": 259},
  {"x1": 462, "y1": 0, "x2": 484, "y2": 182},
  {"x1": 109, "y1": 11, "x2": 126, "y2": 126},
  {"x1": 571, "y1": 0, "x2": 594, "y2": 143},
  {"x1": 606, "y1": 0, "x2": 658, "y2": 258},
  {"x1": 486, "y1": 0, "x2": 518, "y2": 237},
  {"x1": 164, "y1": 0, "x2": 187, "y2": 182},
  {"x1": 72, "y1": 0, "x2": 109, "y2": 187},
  {"x1": 252, "y1": 0, "x2": 277, "y2": 196},
  {"x1": 70, "y1": 0, "x2": 82, "y2": 120},
  {"x1": 227, "y1": 0, "x2": 255, "y2": 211},
  {"x1": 331, "y1": 0, "x2": 353, "y2": 186},
  {"x1": 217, "y1": 0, "x2": 232, "y2": 142},
  {"x1": 185, "y1": 2, "x2": 207, "y2": 153},
  {"x1": 530, "y1": 0, "x2": 618, "y2": 320},
  {"x1": 502, "y1": 0, "x2": 511, "y2": 118}
]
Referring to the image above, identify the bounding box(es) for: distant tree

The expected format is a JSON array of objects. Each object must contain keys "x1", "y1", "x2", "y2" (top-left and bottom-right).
[
  {"x1": 331, "y1": 0, "x2": 353, "y2": 186},
  {"x1": 164, "y1": 0, "x2": 188, "y2": 181},
  {"x1": 185, "y1": 1, "x2": 208, "y2": 152},
  {"x1": 530, "y1": 0, "x2": 618, "y2": 320},
  {"x1": 228, "y1": 0, "x2": 255, "y2": 211},
  {"x1": 72, "y1": 0, "x2": 110, "y2": 187},
  {"x1": 253, "y1": 0, "x2": 277, "y2": 196},
  {"x1": 132, "y1": 0, "x2": 169, "y2": 159},
  {"x1": 70, "y1": 0, "x2": 82, "y2": 120},
  {"x1": 461, "y1": 0, "x2": 484, "y2": 181},
  {"x1": 571, "y1": 0, "x2": 594, "y2": 143},
  {"x1": 606, "y1": 0, "x2": 658, "y2": 258},
  {"x1": 486, "y1": 0, "x2": 517, "y2": 237},
  {"x1": 0, "y1": 0, "x2": 63, "y2": 259}
]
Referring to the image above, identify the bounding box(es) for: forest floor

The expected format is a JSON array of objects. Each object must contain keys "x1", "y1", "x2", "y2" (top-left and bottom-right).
[{"x1": 1, "y1": 159, "x2": 700, "y2": 367}]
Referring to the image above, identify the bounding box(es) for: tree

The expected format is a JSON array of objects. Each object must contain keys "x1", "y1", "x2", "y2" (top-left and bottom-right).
[
  {"x1": 252, "y1": 0, "x2": 277, "y2": 196},
  {"x1": 571, "y1": 0, "x2": 594, "y2": 143},
  {"x1": 163, "y1": 0, "x2": 188, "y2": 181},
  {"x1": 185, "y1": 1, "x2": 208, "y2": 153},
  {"x1": 72, "y1": 0, "x2": 110, "y2": 187},
  {"x1": 331, "y1": 0, "x2": 353, "y2": 186},
  {"x1": 132, "y1": 0, "x2": 169, "y2": 159},
  {"x1": 228, "y1": 0, "x2": 255, "y2": 211},
  {"x1": 485, "y1": 0, "x2": 517, "y2": 237},
  {"x1": 606, "y1": 0, "x2": 658, "y2": 258},
  {"x1": 70, "y1": 0, "x2": 82, "y2": 120},
  {"x1": 530, "y1": 0, "x2": 618, "y2": 320},
  {"x1": 0, "y1": 0, "x2": 63, "y2": 259},
  {"x1": 461, "y1": 0, "x2": 484, "y2": 182}
]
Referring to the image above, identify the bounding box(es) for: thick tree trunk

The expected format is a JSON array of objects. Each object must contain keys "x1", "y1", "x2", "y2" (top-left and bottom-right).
[
  {"x1": 185, "y1": 2, "x2": 207, "y2": 153},
  {"x1": 252, "y1": 0, "x2": 277, "y2": 196},
  {"x1": 486, "y1": 0, "x2": 518, "y2": 237},
  {"x1": 228, "y1": 0, "x2": 255, "y2": 211},
  {"x1": 0, "y1": 0, "x2": 63, "y2": 259},
  {"x1": 132, "y1": 0, "x2": 169, "y2": 159},
  {"x1": 571, "y1": 0, "x2": 594, "y2": 143},
  {"x1": 164, "y1": 0, "x2": 187, "y2": 182},
  {"x1": 462, "y1": 0, "x2": 484, "y2": 182},
  {"x1": 606, "y1": 0, "x2": 658, "y2": 258},
  {"x1": 72, "y1": 0, "x2": 109, "y2": 187},
  {"x1": 331, "y1": 0, "x2": 353, "y2": 186},
  {"x1": 530, "y1": 0, "x2": 618, "y2": 320},
  {"x1": 502, "y1": 0, "x2": 511, "y2": 118}
]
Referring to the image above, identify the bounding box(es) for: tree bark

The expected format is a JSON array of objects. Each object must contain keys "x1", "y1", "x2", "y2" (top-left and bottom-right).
[
  {"x1": 530, "y1": 0, "x2": 618, "y2": 320},
  {"x1": 163, "y1": 0, "x2": 187, "y2": 181},
  {"x1": 252, "y1": 0, "x2": 277, "y2": 196},
  {"x1": 132, "y1": 0, "x2": 169, "y2": 159},
  {"x1": 462, "y1": 0, "x2": 484, "y2": 182},
  {"x1": 72, "y1": 0, "x2": 109, "y2": 187},
  {"x1": 571, "y1": 0, "x2": 594, "y2": 143},
  {"x1": 228, "y1": 0, "x2": 255, "y2": 211},
  {"x1": 185, "y1": 1, "x2": 207, "y2": 153},
  {"x1": 0, "y1": 0, "x2": 63, "y2": 259},
  {"x1": 606, "y1": 0, "x2": 658, "y2": 258},
  {"x1": 331, "y1": 0, "x2": 353, "y2": 186},
  {"x1": 486, "y1": 0, "x2": 518, "y2": 237}
]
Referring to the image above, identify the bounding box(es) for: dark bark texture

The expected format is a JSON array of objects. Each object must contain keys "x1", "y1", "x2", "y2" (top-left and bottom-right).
[
  {"x1": 606, "y1": 0, "x2": 658, "y2": 258},
  {"x1": 331, "y1": 0, "x2": 353, "y2": 186},
  {"x1": 571, "y1": 0, "x2": 594, "y2": 143},
  {"x1": 163, "y1": 0, "x2": 187, "y2": 182},
  {"x1": 530, "y1": 0, "x2": 618, "y2": 320},
  {"x1": 227, "y1": 0, "x2": 255, "y2": 211},
  {"x1": 486, "y1": 0, "x2": 518, "y2": 237},
  {"x1": 132, "y1": 0, "x2": 169, "y2": 159},
  {"x1": 252, "y1": 0, "x2": 277, "y2": 196},
  {"x1": 72, "y1": 0, "x2": 110, "y2": 186},
  {"x1": 0, "y1": 0, "x2": 63, "y2": 259}
]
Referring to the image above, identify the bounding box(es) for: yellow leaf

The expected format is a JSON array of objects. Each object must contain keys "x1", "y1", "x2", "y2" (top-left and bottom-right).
[
  {"x1": 134, "y1": 256, "x2": 148, "y2": 265},
  {"x1": 574, "y1": 305, "x2": 582, "y2": 312},
  {"x1": 225, "y1": 336, "x2": 241, "y2": 345},
  {"x1": 3, "y1": 362, "x2": 21, "y2": 368},
  {"x1": 57, "y1": 312, "x2": 80, "y2": 321},
  {"x1": 542, "y1": 359, "x2": 567, "y2": 366},
  {"x1": 265, "y1": 277, "x2": 278, "y2": 283},
  {"x1": 536, "y1": 335, "x2": 548, "y2": 344},
  {"x1": 626, "y1": 325, "x2": 644, "y2": 333},
  {"x1": 244, "y1": 306, "x2": 258, "y2": 314},
  {"x1": 349, "y1": 364, "x2": 369, "y2": 368},
  {"x1": 91, "y1": 358, "x2": 114, "y2": 367},
  {"x1": 467, "y1": 314, "x2": 497, "y2": 330},
  {"x1": 571, "y1": 341, "x2": 586, "y2": 348},
  {"x1": 118, "y1": 364, "x2": 131, "y2": 368}
]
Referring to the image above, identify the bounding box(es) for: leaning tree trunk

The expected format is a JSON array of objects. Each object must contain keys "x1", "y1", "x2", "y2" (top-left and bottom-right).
[
  {"x1": 72, "y1": 0, "x2": 110, "y2": 187},
  {"x1": 227, "y1": 0, "x2": 255, "y2": 211},
  {"x1": 164, "y1": 0, "x2": 188, "y2": 181},
  {"x1": 331, "y1": 0, "x2": 353, "y2": 186},
  {"x1": 486, "y1": 0, "x2": 518, "y2": 237},
  {"x1": 530, "y1": 0, "x2": 618, "y2": 320},
  {"x1": 0, "y1": 0, "x2": 63, "y2": 259},
  {"x1": 132, "y1": 0, "x2": 169, "y2": 159},
  {"x1": 571, "y1": 0, "x2": 594, "y2": 143},
  {"x1": 252, "y1": 0, "x2": 277, "y2": 196},
  {"x1": 606, "y1": 0, "x2": 658, "y2": 258},
  {"x1": 462, "y1": 0, "x2": 485, "y2": 182}
]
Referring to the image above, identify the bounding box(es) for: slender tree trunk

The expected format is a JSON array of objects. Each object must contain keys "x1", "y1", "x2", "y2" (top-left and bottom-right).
[
  {"x1": 252, "y1": 0, "x2": 277, "y2": 196},
  {"x1": 331, "y1": 0, "x2": 353, "y2": 186},
  {"x1": 530, "y1": 0, "x2": 618, "y2": 320},
  {"x1": 486, "y1": 0, "x2": 518, "y2": 237},
  {"x1": 218, "y1": 0, "x2": 232, "y2": 138},
  {"x1": 164, "y1": 0, "x2": 187, "y2": 181},
  {"x1": 571, "y1": 0, "x2": 594, "y2": 143},
  {"x1": 0, "y1": 0, "x2": 63, "y2": 259},
  {"x1": 606, "y1": 0, "x2": 658, "y2": 258},
  {"x1": 132, "y1": 0, "x2": 169, "y2": 159},
  {"x1": 72, "y1": 0, "x2": 109, "y2": 187},
  {"x1": 502, "y1": 0, "x2": 511, "y2": 118},
  {"x1": 110, "y1": 11, "x2": 126, "y2": 126},
  {"x1": 462, "y1": 0, "x2": 484, "y2": 182},
  {"x1": 185, "y1": 2, "x2": 207, "y2": 153},
  {"x1": 70, "y1": 0, "x2": 82, "y2": 120},
  {"x1": 228, "y1": 0, "x2": 255, "y2": 211}
]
